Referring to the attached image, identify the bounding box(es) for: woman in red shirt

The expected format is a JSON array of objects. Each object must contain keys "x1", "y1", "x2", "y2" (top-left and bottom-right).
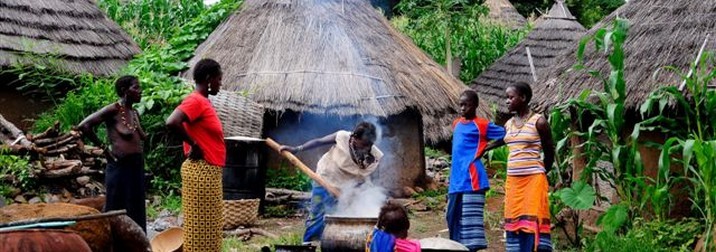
[{"x1": 166, "y1": 58, "x2": 226, "y2": 252}]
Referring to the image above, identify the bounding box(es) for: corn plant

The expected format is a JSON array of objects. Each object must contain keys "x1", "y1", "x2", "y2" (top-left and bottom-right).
[
  {"x1": 98, "y1": 0, "x2": 206, "y2": 49},
  {"x1": 642, "y1": 52, "x2": 716, "y2": 249}
]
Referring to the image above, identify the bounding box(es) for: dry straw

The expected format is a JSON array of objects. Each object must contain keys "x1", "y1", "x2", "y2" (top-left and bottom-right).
[
  {"x1": 534, "y1": 0, "x2": 716, "y2": 112},
  {"x1": 0, "y1": 0, "x2": 140, "y2": 76}
]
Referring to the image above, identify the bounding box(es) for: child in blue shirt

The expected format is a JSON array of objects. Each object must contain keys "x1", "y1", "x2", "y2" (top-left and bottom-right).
[{"x1": 447, "y1": 90, "x2": 506, "y2": 251}]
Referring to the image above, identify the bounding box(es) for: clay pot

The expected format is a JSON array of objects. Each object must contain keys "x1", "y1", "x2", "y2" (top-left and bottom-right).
[
  {"x1": 0, "y1": 203, "x2": 112, "y2": 252},
  {"x1": 0, "y1": 229, "x2": 92, "y2": 252},
  {"x1": 320, "y1": 215, "x2": 377, "y2": 252}
]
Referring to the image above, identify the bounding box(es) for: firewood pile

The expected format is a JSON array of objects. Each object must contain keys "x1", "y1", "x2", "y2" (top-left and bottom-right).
[{"x1": 1, "y1": 115, "x2": 106, "y2": 201}]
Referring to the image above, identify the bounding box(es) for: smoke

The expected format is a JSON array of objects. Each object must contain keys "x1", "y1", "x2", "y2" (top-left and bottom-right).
[{"x1": 333, "y1": 181, "x2": 387, "y2": 217}]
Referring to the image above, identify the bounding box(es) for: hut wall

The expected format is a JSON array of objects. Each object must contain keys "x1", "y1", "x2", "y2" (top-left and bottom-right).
[{"x1": 263, "y1": 109, "x2": 426, "y2": 196}]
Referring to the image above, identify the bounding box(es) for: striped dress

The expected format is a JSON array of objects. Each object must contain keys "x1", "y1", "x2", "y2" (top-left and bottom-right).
[{"x1": 503, "y1": 113, "x2": 552, "y2": 252}]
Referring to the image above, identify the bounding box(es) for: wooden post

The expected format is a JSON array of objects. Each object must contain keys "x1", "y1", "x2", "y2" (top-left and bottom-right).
[{"x1": 265, "y1": 138, "x2": 341, "y2": 197}]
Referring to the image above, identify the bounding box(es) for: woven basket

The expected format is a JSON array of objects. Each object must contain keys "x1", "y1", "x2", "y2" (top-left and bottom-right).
[
  {"x1": 209, "y1": 91, "x2": 264, "y2": 138},
  {"x1": 223, "y1": 198, "x2": 260, "y2": 229}
]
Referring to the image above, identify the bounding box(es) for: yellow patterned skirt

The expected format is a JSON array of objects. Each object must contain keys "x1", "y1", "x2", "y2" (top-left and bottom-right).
[{"x1": 181, "y1": 159, "x2": 223, "y2": 252}]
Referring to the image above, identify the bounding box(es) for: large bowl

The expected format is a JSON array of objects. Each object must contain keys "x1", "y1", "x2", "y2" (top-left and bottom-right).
[{"x1": 321, "y1": 215, "x2": 378, "y2": 252}]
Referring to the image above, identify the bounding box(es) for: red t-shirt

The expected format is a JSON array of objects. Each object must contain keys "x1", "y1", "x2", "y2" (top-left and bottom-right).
[{"x1": 177, "y1": 92, "x2": 226, "y2": 167}]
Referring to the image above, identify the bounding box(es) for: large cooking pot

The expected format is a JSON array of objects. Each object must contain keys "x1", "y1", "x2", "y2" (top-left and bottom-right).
[
  {"x1": 0, "y1": 229, "x2": 92, "y2": 252},
  {"x1": 320, "y1": 215, "x2": 378, "y2": 252}
]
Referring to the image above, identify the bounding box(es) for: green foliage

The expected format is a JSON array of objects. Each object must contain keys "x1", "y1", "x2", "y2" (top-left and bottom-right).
[
  {"x1": 392, "y1": 0, "x2": 527, "y2": 82},
  {"x1": 597, "y1": 203, "x2": 629, "y2": 234},
  {"x1": 424, "y1": 147, "x2": 449, "y2": 159},
  {"x1": 0, "y1": 149, "x2": 35, "y2": 197},
  {"x1": 33, "y1": 0, "x2": 243, "y2": 193},
  {"x1": 266, "y1": 166, "x2": 312, "y2": 192},
  {"x1": 559, "y1": 181, "x2": 596, "y2": 210},
  {"x1": 0, "y1": 54, "x2": 86, "y2": 102},
  {"x1": 586, "y1": 218, "x2": 704, "y2": 252},
  {"x1": 98, "y1": 0, "x2": 206, "y2": 49},
  {"x1": 147, "y1": 191, "x2": 183, "y2": 219}
]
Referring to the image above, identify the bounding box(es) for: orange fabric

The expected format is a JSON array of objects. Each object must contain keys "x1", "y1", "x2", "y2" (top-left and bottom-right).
[{"x1": 504, "y1": 174, "x2": 551, "y2": 234}]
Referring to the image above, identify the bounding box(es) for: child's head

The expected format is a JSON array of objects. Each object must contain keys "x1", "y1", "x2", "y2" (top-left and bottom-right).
[
  {"x1": 377, "y1": 202, "x2": 410, "y2": 239},
  {"x1": 459, "y1": 90, "x2": 479, "y2": 119}
]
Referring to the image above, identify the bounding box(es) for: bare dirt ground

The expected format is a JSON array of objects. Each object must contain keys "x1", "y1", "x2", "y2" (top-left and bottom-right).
[{"x1": 231, "y1": 186, "x2": 509, "y2": 251}]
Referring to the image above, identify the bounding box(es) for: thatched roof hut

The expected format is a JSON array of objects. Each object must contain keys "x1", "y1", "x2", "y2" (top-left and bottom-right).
[
  {"x1": 0, "y1": 0, "x2": 140, "y2": 76},
  {"x1": 484, "y1": 0, "x2": 527, "y2": 30},
  {"x1": 185, "y1": 0, "x2": 486, "y2": 195},
  {"x1": 186, "y1": 0, "x2": 488, "y2": 143},
  {"x1": 470, "y1": 1, "x2": 586, "y2": 117},
  {"x1": 534, "y1": 0, "x2": 716, "y2": 112}
]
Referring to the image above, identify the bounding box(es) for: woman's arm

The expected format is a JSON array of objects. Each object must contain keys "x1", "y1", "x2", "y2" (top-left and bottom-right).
[
  {"x1": 78, "y1": 105, "x2": 113, "y2": 148},
  {"x1": 278, "y1": 132, "x2": 338, "y2": 154},
  {"x1": 78, "y1": 105, "x2": 115, "y2": 160},
  {"x1": 536, "y1": 116, "x2": 555, "y2": 173},
  {"x1": 165, "y1": 108, "x2": 202, "y2": 160}
]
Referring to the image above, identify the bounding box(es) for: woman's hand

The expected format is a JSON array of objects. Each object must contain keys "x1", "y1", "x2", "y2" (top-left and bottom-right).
[
  {"x1": 278, "y1": 145, "x2": 299, "y2": 154},
  {"x1": 188, "y1": 143, "x2": 204, "y2": 160}
]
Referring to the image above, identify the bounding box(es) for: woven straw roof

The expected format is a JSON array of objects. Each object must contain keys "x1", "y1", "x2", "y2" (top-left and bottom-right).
[
  {"x1": 484, "y1": 0, "x2": 527, "y2": 29},
  {"x1": 185, "y1": 0, "x2": 490, "y2": 143},
  {"x1": 471, "y1": 1, "x2": 585, "y2": 114},
  {"x1": 534, "y1": 0, "x2": 716, "y2": 112},
  {"x1": 0, "y1": 0, "x2": 140, "y2": 76}
]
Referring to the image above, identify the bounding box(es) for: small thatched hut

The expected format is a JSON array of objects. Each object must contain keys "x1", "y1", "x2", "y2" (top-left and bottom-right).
[
  {"x1": 185, "y1": 0, "x2": 490, "y2": 195},
  {"x1": 484, "y1": 0, "x2": 527, "y2": 30},
  {"x1": 0, "y1": 0, "x2": 140, "y2": 76},
  {"x1": 471, "y1": 1, "x2": 585, "y2": 122}
]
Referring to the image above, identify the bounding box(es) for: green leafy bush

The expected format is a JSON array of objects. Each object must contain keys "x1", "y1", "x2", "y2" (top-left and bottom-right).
[
  {"x1": 586, "y1": 218, "x2": 703, "y2": 252},
  {"x1": 266, "y1": 166, "x2": 312, "y2": 192},
  {"x1": 0, "y1": 149, "x2": 35, "y2": 198}
]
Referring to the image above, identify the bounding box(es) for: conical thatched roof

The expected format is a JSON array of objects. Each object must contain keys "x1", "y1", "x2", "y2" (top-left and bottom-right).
[
  {"x1": 0, "y1": 0, "x2": 140, "y2": 76},
  {"x1": 534, "y1": 0, "x2": 716, "y2": 112},
  {"x1": 484, "y1": 0, "x2": 527, "y2": 29},
  {"x1": 471, "y1": 1, "x2": 586, "y2": 114},
  {"x1": 185, "y1": 0, "x2": 490, "y2": 143}
]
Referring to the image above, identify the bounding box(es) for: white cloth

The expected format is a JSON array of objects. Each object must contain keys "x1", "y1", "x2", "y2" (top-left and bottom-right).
[{"x1": 316, "y1": 130, "x2": 383, "y2": 188}]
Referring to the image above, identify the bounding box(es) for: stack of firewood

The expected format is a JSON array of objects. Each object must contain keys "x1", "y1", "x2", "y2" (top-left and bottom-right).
[{"x1": 1, "y1": 116, "x2": 106, "y2": 198}]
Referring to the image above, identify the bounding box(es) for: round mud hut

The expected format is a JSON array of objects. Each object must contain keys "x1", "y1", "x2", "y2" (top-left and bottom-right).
[
  {"x1": 484, "y1": 0, "x2": 527, "y2": 30},
  {"x1": 470, "y1": 1, "x2": 586, "y2": 123},
  {"x1": 184, "y1": 0, "x2": 491, "y2": 196}
]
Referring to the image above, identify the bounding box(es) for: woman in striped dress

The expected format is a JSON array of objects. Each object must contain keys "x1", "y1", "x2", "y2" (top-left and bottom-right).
[{"x1": 502, "y1": 82, "x2": 555, "y2": 252}]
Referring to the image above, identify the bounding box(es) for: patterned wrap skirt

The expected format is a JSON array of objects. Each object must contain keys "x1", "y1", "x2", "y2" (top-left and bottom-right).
[
  {"x1": 181, "y1": 159, "x2": 223, "y2": 252},
  {"x1": 504, "y1": 174, "x2": 552, "y2": 252},
  {"x1": 446, "y1": 192, "x2": 488, "y2": 251}
]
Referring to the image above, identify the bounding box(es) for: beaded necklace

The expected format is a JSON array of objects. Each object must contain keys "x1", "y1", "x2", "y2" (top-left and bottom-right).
[{"x1": 116, "y1": 102, "x2": 138, "y2": 132}]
